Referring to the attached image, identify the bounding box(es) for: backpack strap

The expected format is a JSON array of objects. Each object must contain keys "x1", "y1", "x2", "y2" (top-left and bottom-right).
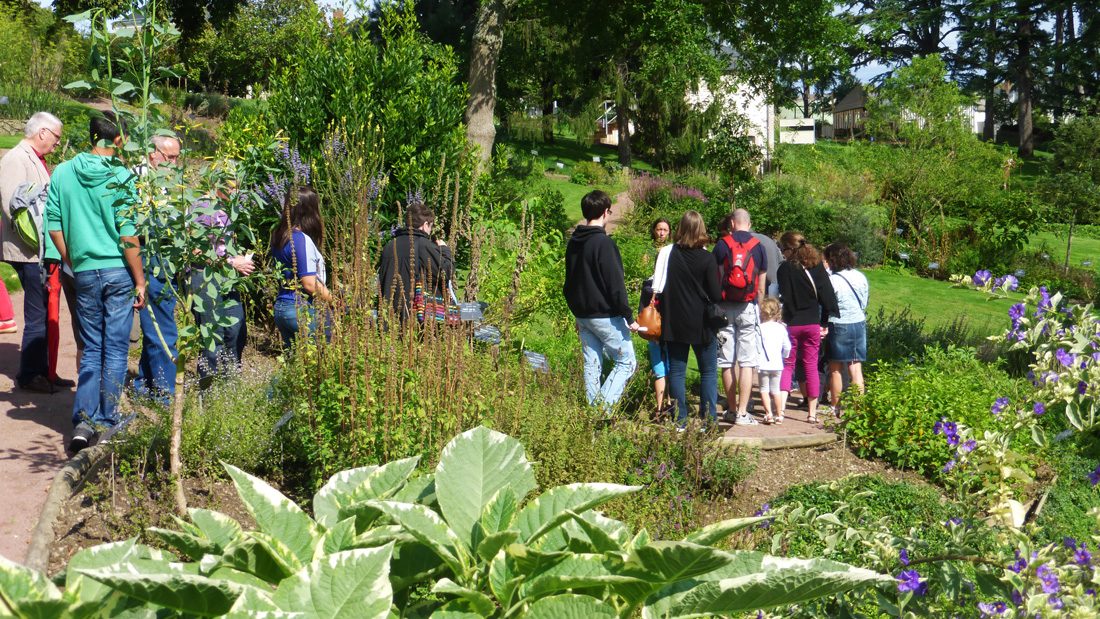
[{"x1": 834, "y1": 272, "x2": 865, "y2": 310}]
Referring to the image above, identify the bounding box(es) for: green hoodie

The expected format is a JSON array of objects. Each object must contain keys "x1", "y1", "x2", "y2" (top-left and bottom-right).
[{"x1": 45, "y1": 152, "x2": 137, "y2": 273}]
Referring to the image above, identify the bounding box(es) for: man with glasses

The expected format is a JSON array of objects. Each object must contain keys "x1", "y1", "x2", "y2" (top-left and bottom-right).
[
  {"x1": 0, "y1": 111, "x2": 77, "y2": 392},
  {"x1": 133, "y1": 135, "x2": 181, "y2": 403}
]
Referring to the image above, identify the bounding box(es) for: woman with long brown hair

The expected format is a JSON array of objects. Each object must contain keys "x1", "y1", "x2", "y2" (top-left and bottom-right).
[
  {"x1": 659, "y1": 211, "x2": 721, "y2": 428},
  {"x1": 270, "y1": 186, "x2": 332, "y2": 347},
  {"x1": 776, "y1": 231, "x2": 839, "y2": 424}
]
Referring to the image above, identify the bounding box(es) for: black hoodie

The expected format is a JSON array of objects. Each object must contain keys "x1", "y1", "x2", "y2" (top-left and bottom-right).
[
  {"x1": 563, "y1": 225, "x2": 633, "y2": 321},
  {"x1": 379, "y1": 228, "x2": 454, "y2": 317}
]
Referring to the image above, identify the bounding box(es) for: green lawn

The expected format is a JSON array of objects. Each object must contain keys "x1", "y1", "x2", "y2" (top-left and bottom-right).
[
  {"x1": 1028, "y1": 227, "x2": 1100, "y2": 270},
  {"x1": 545, "y1": 175, "x2": 628, "y2": 222},
  {"x1": 0, "y1": 135, "x2": 20, "y2": 149},
  {"x1": 865, "y1": 267, "x2": 1018, "y2": 336}
]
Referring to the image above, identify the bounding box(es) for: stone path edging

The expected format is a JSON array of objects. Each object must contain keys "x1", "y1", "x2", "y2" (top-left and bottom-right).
[
  {"x1": 25, "y1": 445, "x2": 109, "y2": 573},
  {"x1": 719, "y1": 431, "x2": 839, "y2": 450}
]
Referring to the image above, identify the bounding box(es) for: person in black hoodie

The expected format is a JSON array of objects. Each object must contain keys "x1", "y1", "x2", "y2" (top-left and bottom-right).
[
  {"x1": 564, "y1": 190, "x2": 638, "y2": 415},
  {"x1": 379, "y1": 202, "x2": 454, "y2": 321}
]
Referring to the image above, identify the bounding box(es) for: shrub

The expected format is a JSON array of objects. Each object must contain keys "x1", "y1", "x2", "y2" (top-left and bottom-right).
[
  {"x1": 1013, "y1": 250, "x2": 1099, "y2": 303},
  {"x1": 844, "y1": 345, "x2": 1028, "y2": 478},
  {"x1": 569, "y1": 160, "x2": 611, "y2": 185},
  {"x1": 1034, "y1": 446, "x2": 1100, "y2": 546},
  {"x1": 749, "y1": 178, "x2": 836, "y2": 245},
  {"x1": 833, "y1": 203, "x2": 886, "y2": 266}
]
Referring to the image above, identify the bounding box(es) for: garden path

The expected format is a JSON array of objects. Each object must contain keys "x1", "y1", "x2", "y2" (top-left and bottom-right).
[
  {"x1": 574, "y1": 190, "x2": 635, "y2": 232},
  {"x1": 715, "y1": 392, "x2": 838, "y2": 448},
  {"x1": 0, "y1": 291, "x2": 79, "y2": 564}
]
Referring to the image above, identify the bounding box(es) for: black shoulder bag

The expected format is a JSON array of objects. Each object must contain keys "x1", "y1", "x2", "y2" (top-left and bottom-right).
[{"x1": 673, "y1": 246, "x2": 727, "y2": 331}]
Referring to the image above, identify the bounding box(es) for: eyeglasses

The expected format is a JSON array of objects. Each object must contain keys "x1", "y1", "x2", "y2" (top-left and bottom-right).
[
  {"x1": 155, "y1": 148, "x2": 180, "y2": 163},
  {"x1": 42, "y1": 127, "x2": 61, "y2": 141}
]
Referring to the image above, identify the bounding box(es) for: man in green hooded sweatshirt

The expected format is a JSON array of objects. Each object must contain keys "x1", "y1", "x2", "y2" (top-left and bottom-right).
[{"x1": 46, "y1": 111, "x2": 147, "y2": 453}]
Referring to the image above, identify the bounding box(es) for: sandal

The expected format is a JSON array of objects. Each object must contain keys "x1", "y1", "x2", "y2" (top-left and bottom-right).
[
  {"x1": 763, "y1": 413, "x2": 774, "y2": 424},
  {"x1": 807, "y1": 415, "x2": 819, "y2": 424},
  {"x1": 775, "y1": 413, "x2": 784, "y2": 425}
]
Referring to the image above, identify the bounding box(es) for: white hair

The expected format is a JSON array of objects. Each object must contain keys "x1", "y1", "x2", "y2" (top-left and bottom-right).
[
  {"x1": 151, "y1": 134, "x2": 181, "y2": 150},
  {"x1": 24, "y1": 112, "x2": 62, "y2": 138}
]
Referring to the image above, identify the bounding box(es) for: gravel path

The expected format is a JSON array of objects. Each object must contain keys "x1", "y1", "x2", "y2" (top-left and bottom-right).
[{"x1": 0, "y1": 291, "x2": 79, "y2": 563}]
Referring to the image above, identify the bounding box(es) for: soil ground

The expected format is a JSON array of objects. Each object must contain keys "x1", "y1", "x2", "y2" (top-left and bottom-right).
[{"x1": 0, "y1": 291, "x2": 80, "y2": 564}]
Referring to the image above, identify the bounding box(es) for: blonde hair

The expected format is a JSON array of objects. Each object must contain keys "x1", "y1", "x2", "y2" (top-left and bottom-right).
[{"x1": 759, "y1": 296, "x2": 782, "y2": 322}]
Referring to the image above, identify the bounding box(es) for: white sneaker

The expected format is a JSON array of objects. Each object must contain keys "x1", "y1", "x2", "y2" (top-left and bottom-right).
[{"x1": 735, "y1": 412, "x2": 759, "y2": 426}]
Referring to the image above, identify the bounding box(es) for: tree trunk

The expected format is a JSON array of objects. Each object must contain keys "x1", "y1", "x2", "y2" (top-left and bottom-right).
[
  {"x1": 801, "y1": 81, "x2": 811, "y2": 119},
  {"x1": 170, "y1": 358, "x2": 187, "y2": 516},
  {"x1": 541, "y1": 83, "x2": 554, "y2": 143},
  {"x1": 465, "y1": 0, "x2": 507, "y2": 171},
  {"x1": 1016, "y1": 0, "x2": 1034, "y2": 158},
  {"x1": 1066, "y1": 215, "x2": 1075, "y2": 275},
  {"x1": 616, "y1": 95, "x2": 632, "y2": 168}
]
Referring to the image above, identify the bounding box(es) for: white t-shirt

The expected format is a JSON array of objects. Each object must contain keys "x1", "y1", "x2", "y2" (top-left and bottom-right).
[
  {"x1": 650, "y1": 244, "x2": 674, "y2": 293},
  {"x1": 828, "y1": 268, "x2": 869, "y2": 324},
  {"x1": 758, "y1": 321, "x2": 791, "y2": 372}
]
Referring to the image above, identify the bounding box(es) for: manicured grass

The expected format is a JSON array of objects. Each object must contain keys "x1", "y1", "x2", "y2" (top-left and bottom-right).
[
  {"x1": 0, "y1": 135, "x2": 20, "y2": 149},
  {"x1": 865, "y1": 267, "x2": 1018, "y2": 336},
  {"x1": 545, "y1": 175, "x2": 628, "y2": 222},
  {"x1": 1028, "y1": 228, "x2": 1100, "y2": 270},
  {"x1": 0, "y1": 262, "x2": 19, "y2": 292}
]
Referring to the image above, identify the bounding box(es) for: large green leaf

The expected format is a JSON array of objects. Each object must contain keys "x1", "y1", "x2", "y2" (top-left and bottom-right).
[
  {"x1": 523, "y1": 594, "x2": 617, "y2": 618},
  {"x1": 514, "y1": 484, "x2": 639, "y2": 545},
  {"x1": 148, "y1": 527, "x2": 215, "y2": 561},
  {"x1": 77, "y1": 570, "x2": 243, "y2": 616},
  {"x1": 318, "y1": 518, "x2": 359, "y2": 557},
  {"x1": 65, "y1": 539, "x2": 139, "y2": 601},
  {"x1": 479, "y1": 488, "x2": 517, "y2": 537},
  {"x1": 189, "y1": 509, "x2": 245, "y2": 550},
  {"x1": 629, "y1": 542, "x2": 731, "y2": 583},
  {"x1": 682, "y1": 517, "x2": 768, "y2": 547},
  {"x1": 215, "y1": 533, "x2": 300, "y2": 585},
  {"x1": 391, "y1": 542, "x2": 447, "y2": 593},
  {"x1": 0, "y1": 554, "x2": 62, "y2": 612},
  {"x1": 392, "y1": 473, "x2": 437, "y2": 506},
  {"x1": 224, "y1": 463, "x2": 321, "y2": 564},
  {"x1": 561, "y1": 512, "x2": 624, "y2": 553},
  {"x1": 271, "y1": 544, "x2": 394, "y2": 619},
  {"x1": 523, "y1": 554, "x2": 647, "y2": 599},
  {"x1": 431, "y1": 578, "x2": 497, "y2": 616},
  {"x1": 641, "y1": 553, "x2": 894, "y2": 618},
  {"x1": 367, "y1": 500, "x2": 465, "y2": 575},
  {"x1": 313, "y1": 457, "x2": 419, "y2": 527},
  {"x1": 434, "y1": 427, "x2": 537, "y2": 552},
  {"x1": 477, "y1": 530, "x2": 519, "y2": 563}
]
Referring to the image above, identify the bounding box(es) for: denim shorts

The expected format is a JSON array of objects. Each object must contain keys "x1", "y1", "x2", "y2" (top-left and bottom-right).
[
  {"x1": 827, "y1": 321, "x2": 867, "y2": 363},
  {"x1": 648, "y1": 340, "x2": 668, "y2": 379}
]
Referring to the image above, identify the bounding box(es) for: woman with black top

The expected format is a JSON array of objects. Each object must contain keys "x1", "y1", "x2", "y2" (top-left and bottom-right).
[
  {"x1": 660, "y1": 211, "x2": 721, "y2": 428},
  {"x1": 776, "y1": 231, "x2": 839, "y2": 424}
]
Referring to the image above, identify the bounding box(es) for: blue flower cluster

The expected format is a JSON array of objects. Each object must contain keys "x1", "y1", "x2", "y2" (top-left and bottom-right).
[
  {"x1": 971, "y1": 269, "x2": 1019, "y2": 291},
  {"x1": 896, "y1": 569, "x2": 927, "y2": 595}
]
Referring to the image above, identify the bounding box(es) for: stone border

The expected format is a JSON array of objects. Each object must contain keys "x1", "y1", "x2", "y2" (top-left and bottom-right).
[
  {"x1": 25, "y1": 445, "x2": 110, "y2": 573},
  {"x1": 719, "y1": 431, "x2": 839, "y2": 450}
]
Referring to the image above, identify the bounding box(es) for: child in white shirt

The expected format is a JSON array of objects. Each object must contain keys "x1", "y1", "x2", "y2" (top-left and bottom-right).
[{"x1": 757, "y1": 297, "x2": 791, "y2": 424}]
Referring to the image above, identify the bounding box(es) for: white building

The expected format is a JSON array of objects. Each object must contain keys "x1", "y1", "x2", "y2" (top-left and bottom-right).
[{"x1": 685, "y1": 76, "x2": 775, "y2": 168}]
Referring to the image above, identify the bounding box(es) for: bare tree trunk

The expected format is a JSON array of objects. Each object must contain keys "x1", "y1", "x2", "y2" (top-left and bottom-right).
[
  {"x1": 1016, "y1": 0, "x2": 1034, "y2": 157},
  {"x1": 801, "y1": 81, "x2": 811, "y2": 118},
  {"x1": 541, "y1": 82, "x2": 554, "y2": 143},
  {"x1": 465, "y1": 0, "x2": 507, "y2": 171},
  {"x1": 170, "y1": 359, "x2": 187, "y2": 516},
  {"x1": 983, "y1": 15, "x2": 997, "y2": 142},
  {"x1": 616, "y1": 98, "x2": 632, "y2": 168},
  {"x1": 1066, "y1": 214, "x2": 1076, "y2": 275}
]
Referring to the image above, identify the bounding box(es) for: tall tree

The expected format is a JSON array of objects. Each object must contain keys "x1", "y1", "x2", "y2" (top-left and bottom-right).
[
  {"x1": 845, "y1": 0, "x2": 959, "y2": 67},
  {"x1": 774, "y1": 2, "x2": 857, "y2": 118},
  {"x1": 464, "y1": 0, "x2": 508, "y2": 170}
]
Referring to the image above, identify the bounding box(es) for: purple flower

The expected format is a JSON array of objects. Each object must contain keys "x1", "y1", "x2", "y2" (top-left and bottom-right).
[
  {"x1": 1088, "y1": 588, "x2": 1096, "y2": 596},
  {"x1": 1064, "y1": 537, "x2": 1078, "y2": 550},
  {"x1": 991, "y1": 397, "x2": 1010, "y2": 415},
  {"x1": 1088, "y1": 465, "x2": 1100, "y2": 486},
  {"x1": 896, "y1": 570, "x2": 927, "y2": 595},
  {"x1": 934, "y1": 417, "x2": 959, "y2": 446},
  {"x1": 943, "y1": 459, "x2": 957, "y2": 473},
  {"x1": 367, "y1": 173, "x2": 384, "y2": 201},
  {"x1": 406, "y1": 187, "x2": 424, "y2": 205},
  {"x1": 973, "y1": 269, "x2": 992, "y2": 287},
  {"x1": 946, "y1": 517, "x2": 962, "y2": 527},
  {"x1": 1056, "y1": 348, "x2": 1076, "y2": 367},
  {"x1": 961, "y1": 439, "x2": 977, "y2": 454},
  {"x1": 1002, "y1": 274, "x2": 1019, "y2": 291},
  {"x1": 1049, "y1": 596, "x2": 1064, "y2": 610},
  {"x1": 1075, "y1": 544, "x2": 1092, "y2": 566},
  {"x1": 1009, "y1": 303, "x2": 1026, "y2": 322},
  {"x1": 1037, "y1": 286, "x2": 1052, "y2": 316},
  {"x1": 1011, "y1": 589, "x2": 1024, "y2": 606},
  {"x1": 1079, "y1": 381, "x2": 1089, "y2": 395},
  {"x1": 1009, "y1": 550, "x2": 1028, "y2": 573},
  {"x1": 978, "y1": 601, "x2": 1008, "y2": 617},
  {"x1": 753, "y1": 503, "x2": 772, "y2": 529},
  {"x1": 1034, "y1": 402, "x2": 1046, "y2": 416},
  {"x1": 1037, "y1": 564, "x2": 1060, "y2": 595},
  {"x1": 899, "y1": 548, "x2": 910, "y2": 566}
]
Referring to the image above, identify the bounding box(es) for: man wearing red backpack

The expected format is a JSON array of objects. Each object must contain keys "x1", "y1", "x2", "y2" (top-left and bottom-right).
[{"x1": 713, "y1": 209, "x2": 767, "y2": 425}]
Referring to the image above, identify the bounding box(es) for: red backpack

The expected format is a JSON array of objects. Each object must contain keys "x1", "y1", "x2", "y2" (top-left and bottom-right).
[{"x1": 721, "y1": 235, "x2": 761, "y2": 303}]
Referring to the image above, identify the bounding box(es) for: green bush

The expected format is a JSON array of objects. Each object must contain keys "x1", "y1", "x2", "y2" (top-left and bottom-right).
[
  {"x1": 834, "y1": 203, "x2": 886, "y2": 266},
  {"x1": 1014, "y1": 250, "x2": 1099, "y2": 303},
  {"x1": 569, "y1": 160, "x2": 611, "y2": 185},
  {"x1": 767, "y1": 476, "x2": 955, "y2": 561},
  {"x1": 1034, "y1": 446, "x2": 1100, "y2": 546},
  {"x1": 845, "y1": 345, "x2": 1028, "y2": 478},
  {"x1": 749, "y1": 178, "x2": 836, "y2": 245},
  {"x1": 267, "y1": 4, "x2": 469, "y2": 207},
  {"x1": 0, "y1": 84, "x2": 93, "y2": 153}
]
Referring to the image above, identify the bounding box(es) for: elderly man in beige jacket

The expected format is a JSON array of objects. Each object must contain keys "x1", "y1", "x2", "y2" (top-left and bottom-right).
[{"x1": 0, "y1": 111, "x2": 76, "y2": 392}]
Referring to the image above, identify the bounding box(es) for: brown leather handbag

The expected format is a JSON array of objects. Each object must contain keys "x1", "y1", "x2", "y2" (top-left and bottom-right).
[{"x1": 637, "y1": 297, "x2": 662, "y2": 341}]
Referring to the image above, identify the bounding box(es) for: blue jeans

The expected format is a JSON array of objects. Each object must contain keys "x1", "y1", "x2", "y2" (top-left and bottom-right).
[
  {"x1": 274, "y1": 296, "x2": 317, "y2": 349},
  {"x1": 136, "y1": 258, "x2": 177, "y2": 401},
  {"x1": 667, "y1": 339, "x2": 719, "y2": 425},
  {"x1": 73, "y1": 267, "x2": 135, "y2": 428},
  {"x1": 5, "y1": 261, "x2": 48, "y2": 385},
  {"x1": 191, "y1": 270, "x2": 245, "y2": 380},
  {"x1": 576, "y1": 316, "x2": 637, "y2": 415}
]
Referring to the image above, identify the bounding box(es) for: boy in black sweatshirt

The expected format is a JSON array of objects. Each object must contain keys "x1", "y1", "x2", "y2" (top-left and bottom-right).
[{"x1": 563, "y1": 190, "x2": 638, "y2": 416}]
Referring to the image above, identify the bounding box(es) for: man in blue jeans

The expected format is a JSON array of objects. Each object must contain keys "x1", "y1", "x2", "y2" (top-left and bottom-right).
[
  {"x1": 134, "y1": 135, "x2": 181, "y2": 403},
  {"x1": 563, "y1": 190, "x2": 638, "y2": 416},
  {"x1": 46, "y1": 112, "x2": 147, "y2": 453}
]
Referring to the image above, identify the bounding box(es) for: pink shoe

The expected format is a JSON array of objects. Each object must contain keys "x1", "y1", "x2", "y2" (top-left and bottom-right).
[{"x1": 0, "y1": 320, "x2": 17, "y2": 334}]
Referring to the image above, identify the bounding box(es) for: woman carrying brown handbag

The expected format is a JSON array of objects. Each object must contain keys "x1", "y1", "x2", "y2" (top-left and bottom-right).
[{"x1": 638, "y1": 218, "x2": 672, "y2": 419}]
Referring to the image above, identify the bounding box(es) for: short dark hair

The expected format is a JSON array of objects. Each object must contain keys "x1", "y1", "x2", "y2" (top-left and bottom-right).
[
  {"x1": 581, "y1": 190, "x2": 612, "y2": 221},
  {"x1": 90, "y1": 111, "x2": 123, "y2": 146},
  {"x1": 824, "y1": 242, "x2": 857, "y2": 271},
  {"x1": 717, "y1": 214, "x2": 733, "y2": 235},
  {"x1": 406, "y1": 202, "x2": 436, "y2": 230}
]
